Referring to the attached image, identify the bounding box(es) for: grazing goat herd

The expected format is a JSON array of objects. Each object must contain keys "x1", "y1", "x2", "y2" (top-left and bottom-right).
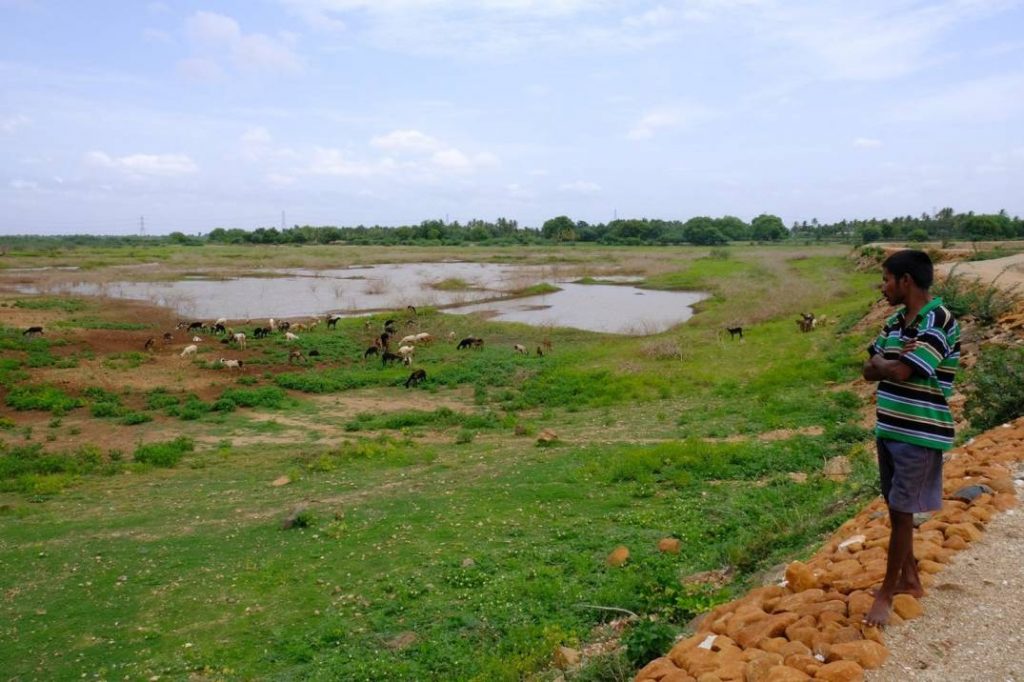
[
  {"x1": 19, "y1": 306, "x2": 550, "y2": 389},
  {"x1": 723, "y1": 312, "x2": 820, "y2": 342}
]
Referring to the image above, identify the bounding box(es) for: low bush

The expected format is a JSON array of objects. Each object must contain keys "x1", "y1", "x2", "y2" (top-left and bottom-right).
[
  {"x1": 145, "y1": 389, "x2": 179, "y2": 410},
  {"x1": 621, "y1": 619, "x2": 676, "y2": 667},
  {"x1": 133, "y1": 436, "x2": 194, "y2": 467},
  {"x1": 220, "y1": 386, "x2": 291, "y2": 409},
  {"x1": 5, "y1": 385, "x2": 82, "y2": 414},
  {"x1": 13, "y1": 298, "x2": 86, "y2": 312},
  {"x1": 933, "y1": 267, "x2": 1019, "y2": 325},
  {"x1": 964, "y1": 345, "x2": 1024, "y2": 431}
]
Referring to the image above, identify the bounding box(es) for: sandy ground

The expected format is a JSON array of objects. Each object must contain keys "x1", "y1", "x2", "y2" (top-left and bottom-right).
[
  {"x1": 935, "y1": 252, "x2": 1024, "y2": 292},
  {"x1": 867, "y1": 466, "x2": 1024, "y2": 682}
]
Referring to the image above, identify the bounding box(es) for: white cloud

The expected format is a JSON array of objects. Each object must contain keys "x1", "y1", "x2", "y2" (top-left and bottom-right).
[
  {"x1": 558, "y1": 180, "x2": 601, "y2": 193},
  {"x1": 86, "y1": 151, "x2": 199, "y2": 177},
  {"x1": 853, "y1": 137, "x2": 882, "y2": 148},
  {"x1": 307, "y1": 147, "x2": 383, "y2": 176},
  {"x1": 370, "y1": 129, "x2": 442, "y2": 153},
  {"x1": 627, "y1": 105, "x2": 711, "y2": 140},
  {"x1": 142, "y1": 28, "x2": 173, "y2": 44},
  {"x1": 1, "y1": 114, "x2": 31, "y2": 134},
  {"x1": 177, "y1": 57, "x2": 224, "y2": 82},
  {"x1": 10, "y1": 179, "x2": 39, "y2": 191},
  {"x1": 182, "y1": 11, "x2": 303, "y2": 75},
  {"x1": 266, "y1": 173, "x2": 298, "y2": 187},
  {"x1": 890, "y1": 72, "x2": 1024, "y2": 123}
]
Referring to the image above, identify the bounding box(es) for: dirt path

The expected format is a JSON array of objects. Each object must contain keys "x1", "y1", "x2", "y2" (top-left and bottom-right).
[
  {"x1": 867, "y1": 465, "x2": 1024, "y2": 682},
  {"x1": 935, "y1": 252, "x2": 1024, "y2": 292}
]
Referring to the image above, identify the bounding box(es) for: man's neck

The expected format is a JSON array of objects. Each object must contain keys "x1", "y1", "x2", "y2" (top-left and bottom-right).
[{"x1": 902, "y1": 290, "x2": 932, "y2": 323}]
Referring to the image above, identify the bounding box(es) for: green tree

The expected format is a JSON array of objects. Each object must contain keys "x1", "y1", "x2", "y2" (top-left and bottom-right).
[
  {"x1": 682, "y1": 217, "x2": 727, "y2": 245},
  {"x1": 541, "y1": 215, "x2": 577, "y2": 241},
  {"x1": 750, "y1": 214, "x2": 788, "y2": 241}
]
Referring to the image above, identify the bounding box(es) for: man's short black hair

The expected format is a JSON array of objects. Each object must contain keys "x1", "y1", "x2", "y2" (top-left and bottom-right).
[{"x1": 882, "y1": 249, "x2": 933, "y2": 289}]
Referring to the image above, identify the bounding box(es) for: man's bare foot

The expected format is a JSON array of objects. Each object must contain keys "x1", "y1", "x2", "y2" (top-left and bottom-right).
[
  {"x1": 893, "y1": 581, "x2": 925, "y2": 598},
  {"x1": 864, "y1": 593, "x2": 892, "y2": 627}
]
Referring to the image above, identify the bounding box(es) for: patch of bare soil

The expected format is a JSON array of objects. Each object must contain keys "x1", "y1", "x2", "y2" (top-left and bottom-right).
[{"x1": 935, "y1": 252, "x2": 1024, "y2": 293}]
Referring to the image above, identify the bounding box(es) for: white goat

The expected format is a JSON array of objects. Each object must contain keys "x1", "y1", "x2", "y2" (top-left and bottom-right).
[
  {"x1": 397, "y1": 345, "x2": 415, "y2": 359},
  {"x1": 399, "y1": 334, "x2": 417, "y2": 346},
  {"x1": 269, "y1": 318, "x2": 277, "y2": 331},
  {"x1": 219, "y1": 358, "x2": 243, "y2": 371},
  {"x1": 180, "y1": 344, "x2": 198, "y2": 359},
  {"x1": 192, "y1": 336, "x2": 202, "y2": 343},
  {"x1": 513, "y1": 344, "x2": 527, "y2": 355},
  {"x1": 285, "y1": 332, "x2": 299, "y2": 342},
  {"x1": 214, "y1": 317, "x2": 227, "y2": 327},
  {"x1": 233, "y1": 332, "x2": 246, "y2": 349},
  {"x1": 414, "y1": 332, "x2": 433, "y2": 344},
  {"x1": 447, "y1": 331, "x2": 457, "y2": 341}
]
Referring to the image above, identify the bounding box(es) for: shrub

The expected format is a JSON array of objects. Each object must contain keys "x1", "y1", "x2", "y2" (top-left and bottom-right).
[
  {"x1": 220, "y1": 386, "x2": 290, "y2": 409},
  {"x1": 621, "y1": 619, "x2": 676, "y2": 667},
  {"x1": 13, "y1": 298, "x2": 86, "y2": 312},
  {"x1": 5, "y1": 385, "x2": 82, "y2": 414},
  {"x1": 964, "y1": 345, "x2": 1024, "y2": 431},
  {"x1": 133, "y1": 436, "x2": 194, "y2": 467},
  {"x1": 932, "y1": 267, "x2": 1018, "y2": 325},
  {"x1": 145, "y1": 389, "x2": 179, "y2": 410},
  {"x1": 120, "y1": 412, "x2": 152, "y2": 425}
]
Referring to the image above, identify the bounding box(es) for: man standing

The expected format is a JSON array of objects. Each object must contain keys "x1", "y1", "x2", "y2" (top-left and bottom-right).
[{"x1": 862, "y1": 250, "x2": 960, "y2": 627}]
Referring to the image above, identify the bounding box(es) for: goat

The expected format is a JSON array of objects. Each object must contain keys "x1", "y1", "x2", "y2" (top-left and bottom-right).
[
  {"x1": 233, "y1": 333, "x2": 246, "y2": 349},
  {"x1": 405, "y1": 369, "x2": 426, "y2": 388},
  {"x1": 536, "y1": 346, "x2": 544, "y2": 357},
  {"x1": 219, "y1": 358, "x2": 243, "y2": 371},
  {"x1": 292, "y1": 322, "x2": 307, "y2": 332},
  {"x1": 381, "y1": 351, "x2": 402, "y2": 367},
  {"x1": 192, "y1": 336, "x2": 202, "y2": 343},
  {"x1": 798, "y1": 312, "x2": 816, "y2": 333},
  {"x1": 214, "y1": 317, "x2": 227, "y2": 327},
  {"x1": 327, "y1": 316, "x2": 341, "y2": 330},
  {"x1": 541, "y1": 338, "x2": 553, "y2": 351},
  {"x1": 180, "y1": 344, "x2": 198, "y2": 359},
  {"x1": 269, "y1": 318, "x2": 276, "y2": 331},
  {"x1": 448, "y1": 331, "x2": 457, "y2": 341},
  {"x1": 144, "y1": 337, "x2": 155, "y2": 352},
  {"x1": 163, "y1": 332, "x2": 174, "y2": 343},
  {"x1": 384, "y1": 320, "x2": 397, "y2": 335},
  {"x1": 308, "y1": 349, "x2": 320, "y2": 357},
  {"x1": 363, "y1": 346, "x2": 379, "y2": 359},
  {"x1": 513, "y1": 344, "x2": 527, "y2": 355},
  {"x1": 285, "y1": 332, "x2": 299, "y2": 342},
  {"x1": 213, "y1": 323, "x2": 227, "y2": 335},
  {"x1": 379, "y1": 332, "x2": 391, "y2": 349},
  {"x1": 22, "y1": 326, "x2": 44, "y2": 337},
  {"x1": 252, "y1": 327, "x2": 268, "y2": 339},
  {"x1": 279, "y1": 321, "x2": 291, "y2": 332},
  {"x1": 187, "y1": 321, "x2": 203, "y2": 333},
  {"x1": 288, "y1": 349, "x2": 307, "y2": 364},
  {"x1": 457, "y1": 337, "x2": 484, "y2": 350},
  {"x1": 407, "y1": 305, "x2": 417, "y2": 316},
  {"x1": 726, "y1": 326, "x2": 744, "y2": 340},
  {"x1": 397, "y1": 345, "x2": 415, "y2": 359},
  {"x1": 399, "y1": 334, "x2": 417, "y2": 346},
  {"x1": 414, "y1": 332, "x2": 433, "y2": 344}
]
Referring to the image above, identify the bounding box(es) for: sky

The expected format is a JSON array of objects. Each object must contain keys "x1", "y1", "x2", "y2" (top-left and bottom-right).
[{"x1": 2, "y1": 0, "x2": 1023, "y2": 235}]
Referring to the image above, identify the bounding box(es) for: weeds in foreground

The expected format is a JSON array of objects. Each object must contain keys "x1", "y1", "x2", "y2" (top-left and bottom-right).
[
  {"x1": 933, "y1": 266, "x2": 1019, "y2": 325},
  {"x1": 964, "y1": 345, "x2": 1024, "y2": 430}
]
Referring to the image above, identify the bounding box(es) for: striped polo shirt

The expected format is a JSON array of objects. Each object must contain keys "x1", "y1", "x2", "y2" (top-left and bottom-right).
[{"x1": 868, "y1": 296, "x2": 960, "y2": 450}]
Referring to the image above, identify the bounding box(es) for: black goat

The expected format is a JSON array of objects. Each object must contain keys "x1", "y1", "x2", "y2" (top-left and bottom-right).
[
  {"x1": 726, "y1": 326, "x2": 744, "y2": 340},
  {"x1": 363, "y1": 346, "x2": 379, "y2": 359},
  {"x1": 144, "y1": 337, "x2": 155, "y2": 351},
  {"x1": 22, "y1": 326, "x2": 43, "y2": 337},
  {"x1": 381, "y1": 351, "x2": 402, "y2": 367},
  {"x1": 187, "y1": 321, "x2": 203, "y2": 333},
  {"x1": 457, "y1": 337, "x2": 484, "y2": 350},
  {"x1": 405, "y1": 369, "x2": 426, "y2": 388}
]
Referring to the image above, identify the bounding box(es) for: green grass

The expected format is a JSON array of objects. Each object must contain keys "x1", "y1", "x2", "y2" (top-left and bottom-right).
[{"x1": 0, "y1": 244, "x2": 899, "y2": 681}]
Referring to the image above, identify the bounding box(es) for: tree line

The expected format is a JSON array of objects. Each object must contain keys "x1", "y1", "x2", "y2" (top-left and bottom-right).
[{"x1": 2, "y1": 208, "x2": 1021, "y2": 248}]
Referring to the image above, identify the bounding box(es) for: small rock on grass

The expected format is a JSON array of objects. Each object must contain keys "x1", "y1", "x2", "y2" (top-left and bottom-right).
[
  {"x1": 658, "y1": 537, "x2": 682, "y2": 554},
  {"x1": 607, "y1": 546, "x2": 629, "y2": 567},
  {"x1": 271, "y1": 475, "x2": 291, "y2": 487}
]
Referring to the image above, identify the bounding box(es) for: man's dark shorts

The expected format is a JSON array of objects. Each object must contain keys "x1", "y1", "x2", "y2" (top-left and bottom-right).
[{"x1": 876, "y1": 438, "x2": 944, "y2": 513}]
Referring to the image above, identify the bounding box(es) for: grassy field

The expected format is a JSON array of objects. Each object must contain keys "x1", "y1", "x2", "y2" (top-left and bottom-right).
[{"x1": 0, "y1": 244, "x2": 884, "y2": 680}]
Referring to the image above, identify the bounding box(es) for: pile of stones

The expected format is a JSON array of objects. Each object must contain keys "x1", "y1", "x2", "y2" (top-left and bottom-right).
[{"x1": 635, "y1": 416, "x2": 1024, "y2": 682}]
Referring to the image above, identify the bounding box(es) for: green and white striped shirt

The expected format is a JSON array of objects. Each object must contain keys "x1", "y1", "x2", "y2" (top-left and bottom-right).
[{"x1": 868, "y1": 297, "x2": 960, "y2": 450}]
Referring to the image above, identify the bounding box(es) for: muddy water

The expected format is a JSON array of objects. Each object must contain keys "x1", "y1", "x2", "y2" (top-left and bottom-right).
[{"x1": 11, "y1": 262, "x2": 706, "y2": 335}]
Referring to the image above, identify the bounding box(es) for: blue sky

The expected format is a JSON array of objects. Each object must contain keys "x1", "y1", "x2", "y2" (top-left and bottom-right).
[{"x1": 2, "y1": 0, "x2": 1023, "y2": 235}]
